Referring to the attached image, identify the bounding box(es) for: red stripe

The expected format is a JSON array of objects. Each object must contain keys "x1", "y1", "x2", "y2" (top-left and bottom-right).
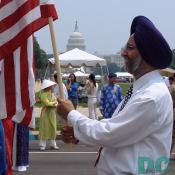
[
  {"x1": 4, "y1": 54, "x2": 16, "y2": 118},
  {"x1": 0, "y1": 7, "x2": 58, "y2": 58},
  {"x1": 0, "y1": 0, "x2": 12, "y2": 8},
  {"x1": 40, "y1": 4, "x2": 58, "y2": 19},
  {"x1": 20, "y1": 39, "x2": 30, "y2": 109},
  {"x1": 0, "y1": 0, "x2": 39, "y2": 33},
  {"x1": 21, "y1": 107, "x2": 33, "y2": 126}
]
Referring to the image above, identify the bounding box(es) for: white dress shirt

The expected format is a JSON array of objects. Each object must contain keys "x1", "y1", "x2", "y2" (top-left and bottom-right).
[
  {"x1": 54, "y1": 83, "x2": 68, "y2": 99},
  {"x1": 68, "y1": 70, "x2": 173, "y2": 175}
]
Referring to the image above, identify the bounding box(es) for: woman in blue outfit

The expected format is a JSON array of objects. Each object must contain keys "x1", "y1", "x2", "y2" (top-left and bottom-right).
[
  {"x1": 66, "y1": 73, "x2": 80, "y2": 109},
  {"x1": 0, "y1": 121, "x2": 6, "y2": 175}
]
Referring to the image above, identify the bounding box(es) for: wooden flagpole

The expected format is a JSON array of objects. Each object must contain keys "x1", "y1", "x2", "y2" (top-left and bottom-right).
[
  {"x1": 48, "y1": 17, "x2": 72, "y2": 150},
  {"x1": 48, "y1": 17, "x2": 64, "y2": 99}
]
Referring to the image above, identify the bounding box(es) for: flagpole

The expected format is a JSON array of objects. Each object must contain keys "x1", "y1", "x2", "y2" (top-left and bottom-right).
[
  {"x1": 48, "y1": 17, "x2": 73, "y2": 150},
  {"x1": 48, "y1": 17, "x2": 64, "y2": 99}
]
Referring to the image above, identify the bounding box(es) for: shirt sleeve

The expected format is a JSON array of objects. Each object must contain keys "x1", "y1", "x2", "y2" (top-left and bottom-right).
[
  {"x1": 68, "y1": 93, "x2": 162, "y2": 148},
  {"x1": 40, "y1": 92, "x2": 57, "y2": 107},
  {"x1": 63, "y1": 83, "x2": 68, "y2": 99}
]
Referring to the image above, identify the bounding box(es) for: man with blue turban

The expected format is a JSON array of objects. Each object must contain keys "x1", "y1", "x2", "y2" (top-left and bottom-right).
[{"x1": 57, "y1": 16, "x2": 173, "y2": 174}]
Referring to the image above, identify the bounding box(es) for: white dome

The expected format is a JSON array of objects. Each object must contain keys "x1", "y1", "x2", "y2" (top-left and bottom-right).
[
  {"x1": 70, "y1": 32, "x2": 83, "y2": 37},
  {"x1": 66, "y1": 21, "x2": 86, "y2": 51}
]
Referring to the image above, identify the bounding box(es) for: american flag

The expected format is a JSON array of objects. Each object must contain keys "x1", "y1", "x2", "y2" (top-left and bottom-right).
[
  {"x1": 0, "y1": 0, "x2": 58, "y2": 128},
  {"x1": 0, "y1": 0, "x2": 58, "y2": 59}
]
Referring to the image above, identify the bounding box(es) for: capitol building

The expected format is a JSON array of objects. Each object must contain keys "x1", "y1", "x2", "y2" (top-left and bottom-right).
[
  {"x1": 66, "y1": 21, "x2": 86, "y2": 51},
  {"x1": 66, "y1": 21, "x2": 124, "y2": 69}
]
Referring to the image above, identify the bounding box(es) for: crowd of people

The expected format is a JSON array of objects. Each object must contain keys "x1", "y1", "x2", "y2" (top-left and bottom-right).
[{"x1": 0, "y1": 15, "x2": 175, "y2": 174}]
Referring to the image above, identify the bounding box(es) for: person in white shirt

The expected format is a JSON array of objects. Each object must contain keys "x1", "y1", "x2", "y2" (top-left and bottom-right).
[
  {"x1": 86, "y1": 73, "x2": 99, "y2": 120},
  {"x1": 53, "y1": 72, "x2": 68, "y2": 99},
  {"x1": 57, "y1": 16, "x2": 173, "y2": 175}
]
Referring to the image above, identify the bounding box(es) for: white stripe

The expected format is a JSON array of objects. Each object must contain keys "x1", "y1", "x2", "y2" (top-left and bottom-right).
[
  {"x1": 0, "y1": 7, "x2": 41, "y2": 47},
  {"x1": 13, "y1": 47, "x2": 22, "y2": 112},
  {"x1": 0, "y1": 60, "x2": 7, "y2": 118},
  {"x1": 0, "y1": 0, "x2": 28, "y2": 20},
  {"x1": 29, "y1": 108, "x2": 35, "y2": 128},
  {"x1": 40, "y1": 0, "x2": 55, "y2": 5},
  {"x1": 29, "y1": 152, "x2": 97, "y2": 154},
  {"x1": 0, "y1": 60, "x2": 3, "y2": 72},
  {"x1": 12, "y1": 110, "x2": 26, "y2": 123},
  {"x1": 27, "y1": 36, "x2": 35, "y2": 106},
  {"x1": 12, "y1": 108, "x2": 35, "y2": 128}
]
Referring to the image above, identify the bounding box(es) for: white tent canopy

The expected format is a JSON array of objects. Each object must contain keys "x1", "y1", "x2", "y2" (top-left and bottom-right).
[
  {"x1": 74, "y1": 71, "x2": 89, "y2": 77},
  {"x1": 48, "y1": 48, "x2": 106, "y2": 67},
  {"x1": 115, "y1": 72, "x2": 133, "y2": 78}
]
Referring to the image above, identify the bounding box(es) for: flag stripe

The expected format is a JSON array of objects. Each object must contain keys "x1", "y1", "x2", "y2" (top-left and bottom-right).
[
  {"x1": 20, "y1": 39, "x2": 30, "y2": 109},
  {"x1": 0, "y1": 0, "x2": 58, "y2": 128},
  {"x1": 0, "y1": 36, "x2": 35, "y2": 127},
  {"x1": 40, "y1": 4, "x2": 58, "y2": 19},
  {"x1": 0, "y1": 7, "x2": 40, "y2": 47},
  {"x1": 0, "y1": 0, "x2": 29, "y2": 24},
  {"x1": 27, "y1": 36, "x2": 35, "y2": 106},
  {"x1": 0, "y1": 0, "x2": 58, "y2": 58},
  {"x1": 20, "y1": 107, "x2": 33, "y2": 126},
  {"x1": 11, "y1": 107, "x2": 35, "y2": 128},
  {"x1": 4, "y1": 54, "x2": 16, "y2": 118},
  {"x1": 14, "y1": 47, "x2": 22, "y2": 112},
  {"x1": 0, "y1": 0, "x2": 13, "y2": 8},
  {"x1": 0, "y1": 0, "x2": 39, "y2": 33},
  {"x1": 0, "y1": 60, "x2": 7, "y2": 118}
]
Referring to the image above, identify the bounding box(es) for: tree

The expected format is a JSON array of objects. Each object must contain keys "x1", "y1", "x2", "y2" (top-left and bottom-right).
[
  {"x1": 91, "y1": 62, "x2": 121, "y2": 75},
  {"x1": 171, "y1": 49, "x2": 175, "y2": 69},
  {"x1": 107, "y1": 62, "x2": 121, "y2": 73},
  {"x1": 34, "y1": 37, "x2": 48, "y2": 79}
]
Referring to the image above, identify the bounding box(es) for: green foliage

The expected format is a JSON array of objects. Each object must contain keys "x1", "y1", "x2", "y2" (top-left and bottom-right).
[
  {"x1": 107, "y1": 62, "x2": 121, "y2": 73},
  {"x1": 34, "y1": 37, "x2": 48, "y2": 79},
  {"x1": 91, "y1": 62, "x2": 122, "y2": 75},
  {"x1": 171, "y1": 49, "x2": 175, "y2": 69}
]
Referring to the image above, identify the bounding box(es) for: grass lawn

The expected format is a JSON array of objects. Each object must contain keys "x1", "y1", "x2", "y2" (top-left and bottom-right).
[{"x1": 118, "y1": 82, "x2": 132, "y2": 96}]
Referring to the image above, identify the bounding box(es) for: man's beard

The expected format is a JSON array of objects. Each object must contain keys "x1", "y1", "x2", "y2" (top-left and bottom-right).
[{"x1": 123, "y1": 55, "x2": 142, "y2": 74}]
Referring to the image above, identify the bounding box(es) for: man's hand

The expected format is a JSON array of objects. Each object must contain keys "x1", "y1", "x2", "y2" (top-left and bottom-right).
[
  {"x1": 57, "y1": 98, "x2": 75, "y2": 120},
  {"x1": 61, "y1": 126, "x2": 79, "y2": 144}
]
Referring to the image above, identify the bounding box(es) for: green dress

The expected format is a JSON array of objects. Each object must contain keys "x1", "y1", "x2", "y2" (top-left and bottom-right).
[{"x1": 39, "y1": 90, "x2": 57, "y2": 140}]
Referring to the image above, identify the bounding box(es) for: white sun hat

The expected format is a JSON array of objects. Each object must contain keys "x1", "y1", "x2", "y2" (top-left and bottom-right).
[{"x1": 41, "y1": 79, "x2": 56, "y2": 90}]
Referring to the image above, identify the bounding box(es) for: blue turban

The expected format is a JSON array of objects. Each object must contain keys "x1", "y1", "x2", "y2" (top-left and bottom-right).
[{"x1": 130, "y1": 16, "x2": 172, "y2": 69}]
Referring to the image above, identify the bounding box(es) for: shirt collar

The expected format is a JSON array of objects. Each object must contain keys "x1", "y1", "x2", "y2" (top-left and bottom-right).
[{"x1": 133, "y1": 70, "x2": 161, "y2": 92}]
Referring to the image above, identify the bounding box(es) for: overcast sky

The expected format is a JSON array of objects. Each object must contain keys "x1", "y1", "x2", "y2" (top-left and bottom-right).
[{"x1": 35, "y1": 0, "x2": 175, "y2": 54}]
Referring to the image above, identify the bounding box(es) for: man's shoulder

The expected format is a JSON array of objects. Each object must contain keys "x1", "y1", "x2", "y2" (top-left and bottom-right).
[{"x1": 103, "y1": 84, "x2": 109, "y2": 89}]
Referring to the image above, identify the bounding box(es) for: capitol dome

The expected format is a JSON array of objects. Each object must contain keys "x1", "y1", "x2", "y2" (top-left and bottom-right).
[{"x1": 66, "y1": 21, "x2": 86, "y2": 51}]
